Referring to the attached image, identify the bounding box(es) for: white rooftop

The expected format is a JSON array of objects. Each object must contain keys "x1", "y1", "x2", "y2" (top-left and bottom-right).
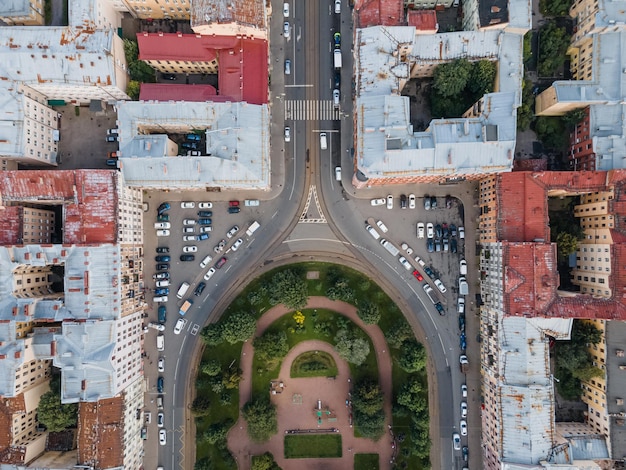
[
  {"x1": 0, "y1": 84, "x2": 25, "y2": 157},
  {"x1": 0, "y1": 0, "x2": 31, "y2": 17},
  {"x1": 116, "y1": 100, "x2": 270, "y2": 190}
]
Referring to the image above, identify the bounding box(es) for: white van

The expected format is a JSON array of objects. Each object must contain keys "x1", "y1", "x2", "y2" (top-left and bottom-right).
[
  {"x1": 320, "y1": 132, "x2": 328, "y2": 150},
  {"x1": 335, "y1": 166, "x2": 341, "y2": 181},
  {"x1": 156, "y1": 335, "x2": 164, "y2": 351},
  {"x1": 176, "y1": 282, "x2": 190, "y2": 299},
  {"x1": 365, "y1": 224, "x2": 380, "y2": 240},
  {"x1": 153, "y1": 296, "x2": 168, "y2": 302}
]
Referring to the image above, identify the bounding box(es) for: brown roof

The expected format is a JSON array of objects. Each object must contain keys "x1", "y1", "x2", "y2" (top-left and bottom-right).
[
  {"x1": 77, "y1": 397, "x2": 124, "y2": 470},
  {"x1": 0, "y1": 395, "x2": 27, "y2": 464},
  {"x1": 355, "y1": 0, "x2": 405, "y2": 28},
  {"x1": 407, "y1": 10, "x2": 437, "y2": 31},
  {"x1": 0, "y1": 170, "x2": 118, "y2": 245},
  {"x1": 191, "y1": 0, "x2": 266, "y2": 30},
  {"x1": 513, "y1": 158, "x2": 547, "y2": 172}
]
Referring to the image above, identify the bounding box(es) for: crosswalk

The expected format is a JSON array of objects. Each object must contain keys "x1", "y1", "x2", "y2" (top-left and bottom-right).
[{"x1": 285, "y1": 100, "x2": 340, "y2": 121}]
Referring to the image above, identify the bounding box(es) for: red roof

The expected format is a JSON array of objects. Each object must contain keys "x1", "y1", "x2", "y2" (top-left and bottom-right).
[
  {"x1": 407, "y1": 10, "x2": 438, "y2": 31},
  {"x1": 513, "y1": 158, "x2": 547, "y2": 172},
  {"x1": 139, "y1": 83, "x2": 218, "y2": 102},
  {"x1": 355, "y1": 0, "x2": 405, "y2": 27},
  {"x1": 78, "y1": 398, "x2": 124, "y2": 469},
  {"x1": 0, "y1": 171, "x2": 118, "y2": 245},
  {"x1": 136, "y1": 33, "x2": 268, "y2": 105}
]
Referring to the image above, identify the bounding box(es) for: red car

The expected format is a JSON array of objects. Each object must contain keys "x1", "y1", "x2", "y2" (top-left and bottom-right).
[
  {"x1": 228, "y1": 200, "x2": 240, "y2": 207},
  {"x1": 412, "y1": 270, "x2": 424, "y2": 281},
  {"x1": 215, "y1": 257, "x2": 228, "y2": 269}
]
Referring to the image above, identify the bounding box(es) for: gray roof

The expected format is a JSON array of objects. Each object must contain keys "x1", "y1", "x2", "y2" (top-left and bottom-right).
[
  {"x1": 0, "y1": 0, "x2": 32, "y2": 18},
  {"x1": 119, "y1": 134, "x2": 172, "y2": 159},
  {"x1": 116, "y1": 100, "x2": 270, "y2": 190},
  {"x1": 605, "y1": 320, "x2": 626, "y2": 460}
]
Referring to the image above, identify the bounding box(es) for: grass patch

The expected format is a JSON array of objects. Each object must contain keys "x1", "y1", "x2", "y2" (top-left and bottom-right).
[
  {"x1": 354, "y1": 453, "x2": 379, "y2": 469},
  {"x1": 291, "y1": 350, "x2": 338, "y2": 378},
  {"x1": 284, "y1": 434, "x2": 342, "y2": 459}
]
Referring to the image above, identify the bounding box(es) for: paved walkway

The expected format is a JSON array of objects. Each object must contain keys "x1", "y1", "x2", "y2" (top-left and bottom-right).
[{"x1": 227, "y1": 297, "x2": 394, "y2": 470}]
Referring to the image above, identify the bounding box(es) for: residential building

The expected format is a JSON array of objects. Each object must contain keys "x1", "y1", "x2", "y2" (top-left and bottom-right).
[
  {"x1": 139, "y1": 83, "x2": 219, "y2": 102},
  {"x1": 116, "y1": 100, "x2": 271, "y2": 190},
  {"x1": 0, "y1": 27, "x2": 129, "y2": 105},
  {"x1": 121, "y1": 0, "x2": 191, "y2": 20},
  {"x1": 190, "y1": 0, "x2": 268, "y2": 40},
  {"x1": 0, "y1": 0, "x2": 44, "y2": 25},
  {"x1": 68, "y1": 0, "x2": 123, "y2": 30},
  {"x1": 0, "y1": 83, "x2": 60, "y2": 167}
]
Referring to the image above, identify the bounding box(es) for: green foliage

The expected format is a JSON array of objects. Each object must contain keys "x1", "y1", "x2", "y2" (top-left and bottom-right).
[
  {"x1": 333, "y1": 328, "x2": 370, "y2": 366},
  {"x1": 284, "y1": 434, "x2": 343, "y2": 458},
  {"x1": 222, "y1": 369, "x2": 243, "y2": 390},
  {"x1": 517, "y1": 78, "x2": 535, "y2": 131},
  {"x1": 572, "y1": 365, "x2": 604, "y2": 381},
  {"x1": 123, "y1": 39, "x2": 156, "y2": 83},
  {"x1": 251, "y1": 452, "x2": 281, "y2": 470},
  {"x1": 357, "y1": 300, "x2": 381, "y2": 325},
  {"x1": 534, "y1": 116, "x2": 568, "y2": 151},
  {"x1": 268, "y1": 269, "x2": 308, "y2": 309},
  {"x1": 354, "y1": 454, "x2": 379, "y2": 470},
  {"x1": 523, "y1": 32, "x2": 533, "y2": 64},
  {"x1": 397, "y1": 379, "x2": 428, "y2": 414},
  {"x1": 562, "y1": 109, "x2": 587, "y2": 130},
  {"x1": 556, "y1": 232, "x2": 579, "y2": 258},
  {"x1": 194, "y1": 457, "x2": 214, "y2": 470},
  {"x1": 254, "y1": 331, "x2": 289, "y2": 363},
  {"x1": 469, "y1": 60, "x2": 497, "y2": 96},
  {"x1": 432, "y1": 59, "x2": 473, "y2": 98},
  {"x1": 220, "y1": 312, "x2": 257, "y2": 344},
  {"x1": 290, "y1": 351, "x2": 338, "y2": 378},
  {"x1": 540, "y1": 0, "x2": 574, "y2": 17},
  {"x1": 573, "y1": 321, "x2": 603, "y2": 345},
  {"x1": 203, "y1": 420, "x2": 232, "y2": 445},
  {"x1": 191, "y1": 395, "x2": 212, "y2": 416},
  {"x1": 37, "y1": 389, "x2": 78, "y2": 431},
  {"x1": 326, "y1": 278, "x2": 354, "y2": 302},
  {"x1": 201, "y1": 323, "x2": 223, "y2": 346},
  {"x1": 202, "y1": 359, "x2": 222, "y2": 377},
  {"x1": 126, "y1": 80, "x2": 141, "y2": 100},
  {"x1": 537, "y1": 22, "x2": 570, "y2": 77},
  {"x1": 397, "y1": 340, "x2": 427, "y2": 373},
  {"x1": 352, "y1": 379, "x2": 385, "y2": 440},
  {"x1": 385, "y1": 319, "x2": 413, "y2": 348},
  {"x1": 243, "y1": 397, "x2": 278, "y2": 442}
]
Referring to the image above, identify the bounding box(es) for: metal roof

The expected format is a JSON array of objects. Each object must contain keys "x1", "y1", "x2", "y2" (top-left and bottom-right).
[
  {"x1": 605, "y1": 320, "x2": 626, "y2": 460},
  {"x1": 0, "y1": 84, "x2": 25, "y2": 158},
  {"x1": 116, "y1": 100, "x2": 270, "y2": 189},
  {"x1": 0, "y1": 0, "x2": 32, "y2": 17},
  {"x1": 190, "y1": 0, "x2": 267, "y2": 31}
]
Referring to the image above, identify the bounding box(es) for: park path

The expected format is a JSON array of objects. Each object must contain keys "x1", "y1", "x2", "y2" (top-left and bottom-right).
[{"x1": 226, "y1": 296, "x2": 395, "y2": 470}]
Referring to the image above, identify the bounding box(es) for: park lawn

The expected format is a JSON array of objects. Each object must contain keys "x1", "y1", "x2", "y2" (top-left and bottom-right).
[
  {"x1": 354, "y1": 453, "x2": 379, "y2": 469},
  {"x1": 291, "y1": 350, "x2": 338, "y2": 378},
  {"x1": 284, "y1": 434, "x2": 342, "y2": 458}
]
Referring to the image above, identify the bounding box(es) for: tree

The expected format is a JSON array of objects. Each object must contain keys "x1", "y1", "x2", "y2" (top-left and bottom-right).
[
  {"x1": 397, "y1": 339, "x2": 427, "y2": 373},
  {"x1": 385, "y1": 319, "x2": 413, "y2": 348},
  {"x1": 540, "y1": 0, "x2": 573, "y2": 17},
  {"x1": 562, "y1": 109, "x2": 586, "y2": 130},
  {"x1": 201, "y1": 323, "x2": 223, "y2": 346},
  {"x1": 203, "y1": 420, "x2": 232, "y2": 445},
  {"x1": 326, "y1": 278, "x2": 354, "y2": 302},
  {"x1": 333, "y1": 328, "x2": 370, "y2": 366},
  {"x1": 37, "y1": 390, "x2": 78, "y2": 431},
  {"x1": 243, "y1": 397, "x2": 278, "y2": 442},
  {"x1": 573, "y1": 365, "x2": 604, "y2": 381},
  {"x1": 517, "y1": 78, "x2": 535, "y2": 131},
  {"x1": 469, "y1": 60, "x2": 496, "y2": 96},
  {"x1": 191, "y1": 395, "x2": 211, "y2": 416},
  {"x1": 432, "y1": 59, "x2": 472, "y2": 98},
  {"x1": 572, "y1": 320, "x2": 603, "y2": 345},
  {"x1": 202, "y1": 359, "x2": 222, "y2": 377},
  {"x1": 397, "y1": 379, "x2": 428, "y2": 414},
  {"x1": 194, "y1": 457, "x2": 214, "y2": 470},
  {"x1": 254, "y1": 331, "x2": 289, "y2": 363},
  {"x1": 221, "y1": 312, "x2": 257, "y2": 344},
  {"x1": 352, "y1": 379, "x2": 385, "y2": 439},
  {"x1": 556, "y1": 232, "x2": 579, "y2": 258},
  {"x1": 356, "y1": 300, "x2": 381, "y2": 325},
  {"x1": 222, "y1": 368, "x2": 243, "y2": 389},
  {"x1": 123, "y1": 39, "x2": 156, "y2": 83},
  {"x1": 537, "y1": 22, "x2": 569, "y2": 77},
  {"x1": 534, "y1": 115, "x2": 568, "y2": 150},
  {"x1": 251, "y1": 452, "x2": 281, "y2": 470},
  {"x1": 126, "y1": 80, "x2": 141, "y2": 100},
  {"x1": 268, "y1": 269, "x2": 308, "y2": 309}
]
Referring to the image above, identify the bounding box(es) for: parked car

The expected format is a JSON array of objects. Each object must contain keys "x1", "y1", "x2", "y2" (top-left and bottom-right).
[
  {"x1": 435, "y1": 224, "x2": 442, "y2": 238},
  {"x1": 197, "y1": 211, "x2": 213, "y2": 217},
  {"x1": 105, "y1": 135, "x2": 118, "y2": 142},
  {"x1": 215, "y1": 257, "x2": 228, "y2": 269},
  {"x1": 154, "y1": 222, "x2": 171, "y2": 229},
  {"x1": 200, "y1": 226, "x2": 212, "y2": 233},
  {"x1": 371, "y1": 198, "x2": 386, "y2": 206},
  {"x1": 183, "y1": 219, "x2": 196, "y2": 226},
  {"x1": 424, "y1": 195, "x2": 431, "y2": 211},
  {"x1": 186, "y1": 134, "x2": 201, "y2": 142},
  {"x1": 434, "y1": 239, "x2": 442, "y2": 252},
  {"x1": 459, "y1": 259, "x2": 467, "y2": 275},
  {"x1": 461, "y1": 384, "x2": 468, "y2": 398},
  {"x1": 430, "y1": 195, "x2": 437, "y2": 209},
  {"x1": 200, "y1": 255, "x2": 213, "y2": 268},
  {"x1": 462, "y1": 446, "x2": 469, "y2": 462},
  {"x1": 408, "y1": 193, "x2": 416, "y2": 209},
  {"x1": 427, "y1": 223, "x2": 434, "y2": 239},
  {"x1": 450, "y1": 238, "x2": 458, "y2": 253},
  {"x1": 376, "y1": 220, "x2": 388, "y2": 233},
  {"x1": 155, "y1": 280, "x2": 170, "y2": 288},
  {"x1": 284, "y1": 126, "x2": 291, "y2": 142},
  {"x1": 157, "y1": 214, "x2": 170, "y2": 222},
  {"x1": 155, "y1": 255, "x2": 170, "y2": 262},
  {"x1": 386, "y1": 195, "x2": 393, "y2": 209},
  {"x1": 180, "y1": 201, "x2": 195, "y2": 209},
  {"x1": 198, "y1": 233, "x2": 210, "y2": 240},
  {"x1": 174, "y1": 318, "x2": 185, "y2": 335},
  {"x1": 400, "y1": 194, "x2": 407, "y2": 209},
  {"x1": 153, "y1": 272, "x2": 169, "y2": 280},
  {"x1": 427, "y1": 239, "x2": 434, "y2": 253},
  {"x1": 159, "y1": 429, "x2": 167, "y2": 445},
  {"x1": 198, "y1": 202, "x2": 213, "y2": 209},
  {"x1": 158, "y1": 358, "x2": 165, "y2": 372},
  {"x1": 157, "y1": 202, "x2": 170, "y2": 215},
  {"x1": 443, "y1": 223, "x2": 450, "y2": 238},
  {"x1": 180, "y1": 255, "x2": 195, "y2": 262},
  {"x1": 204, "y1": 267, "x2": 216, "y2": 280},
  {"x1": 417, "y1": 222, "x2": 425, "y2": 239},
  {"x1": 283, "y1": 21, "x2": 290, "y2": 38},
  {"x1": 453, "y1": 433, "x2": 461, "y2": 451},
  {"x1": 183, "y1": 246, "x2": 197, "y2": 253},
  {"x1": 184, "y1": 227, "x2": 195, "y2": 234},
  {"x1": 459, "y1": 226, "x2": 465, "y2": 239},
  {"x1": 154, "y1": 288, "x2": 169, "y2": 296},
  {"x1": 398, "y1": 256, "x2": 412, "y2": 270},
  {"x1": 228, "y1": 206, "x2": 241, "y2": 214},
  {"x1": 434, "y1": 279, "x2": 447, "y2": 293},
  {"x1": 450, "y1": 224, "x2": 457, "y2": 237},
  {"x1": 181, "y1": 142, "x2": 197, "y2": 150},
  {"x1": 156, "y1": 264, "x2": 169, "y2": 271},
  {"x1": 333, "y1": 32, "x2": 341, "y2": 47},
  {"x1": 412, "y1": 270, "x2": 424, "y2": 281},
  {"x1": 461, "y1": 402, "x2": 468, "y2": 418},
  {"x1": 459, "y1": 313, "x2": 465, "y2": 331},
  {"x1": 460, "y1": 333, "x2": 467, "y2": 351},
  {"x1": 158, "y1": 305, "x2": 167, "y2": 322},
  {"x1": 460, "y1": 420, "x2": 468, "y2": 436},
  {"x1": 156, "y1": 247, "x2": 169, "y2": 253},
  {"x1": 198, "y1": 218, "x2": 212, "y2": 225},
  {"x1": 226, "y1": 226, "x2": 239, "y2": 238},
  {"x1": 157, "y1": 377, "x2": 164, "y2": 393},
  {"x1": 194, "y1": 282, "x2": 206, "y2": 296},
  {"x1": 231, "y1": 238, "x2": 244, "y2": 251},
  {"x1": 183, "y1": 235, "x2": 196, "y2": 242},
  {"x1": 283, "y1": 2, "x2": 289, "y2": 17}
]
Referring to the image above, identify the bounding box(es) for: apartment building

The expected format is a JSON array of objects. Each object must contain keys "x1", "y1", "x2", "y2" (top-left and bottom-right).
[
  {"x1": 121, "y1": 0, "x2": 191, "y2": 20},
  {"x1": 190, "y1": 0, "x2": 268, "y2": 40},
  {"x1": 0, "y1": 0, "x2": 44, "y2": 25}
]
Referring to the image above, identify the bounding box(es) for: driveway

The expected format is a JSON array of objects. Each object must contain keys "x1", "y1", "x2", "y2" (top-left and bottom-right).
[{"x1": 227, "y1": 297, "x2": 395, "y2": 469}]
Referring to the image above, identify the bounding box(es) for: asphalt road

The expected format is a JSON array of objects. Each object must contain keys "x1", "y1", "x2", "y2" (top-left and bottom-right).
[{"x1": 143, "y1": 0, "x2": 480, "y2": 468}]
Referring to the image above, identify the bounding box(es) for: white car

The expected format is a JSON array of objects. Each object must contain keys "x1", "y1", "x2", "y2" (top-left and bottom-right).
[
  {"x1": 174, "y1": 318, "x2": 185, "y2": 335},
  {"x1": 398, "y1": 256, "x2": 412, "y2": 270},
  {"x1": 203, "y1": 267, "x2": 216, "y2": 280},
  {"x1": 183, "y1": 219, "x2": 196, "y2": 226},
  {"x1": 408, "y1": 193, "x2": 416, "y2": 209},
  {"x1": 417, "y1": 222, "x2": 425, "y2": 239},
  {"x1": 226, "y1": 226, "x2": 239, "y2": 239},
  {"x1": 183, "y1": 235, "x2": 196, "y2": 242},
  {"x1": 365, "y1": 224, "x2": 380, "y2": 240},
  {"x1": 198, "y1": 202, "x2": 213, "y2": 209},
  {"x1": 283, "y1": 22, "x2": 290, "y2": 39},
  {"x1": 426, "y1": 223, "x2": 434, "y2": 239},
  {"x1": 158, "y1": 357, "x2": 165, "y2": 372},
  {"x1": 415, "y1": 255, "x2": 426, "y2": 268},
  {"x1": 460, "y1": 420, "x2": 468, "y2": 436},
  {"x1": 184, "y1": 227, "x2": 195, "y2": 233},
  {"x1": 155, "y1": 280, "x2": 170, "y2": 287},
  {"x1": 180, "y1": 201, "x2": 195, "y2": 209},
  {"x1": 434, "y1": 279, "x2": 447, "y2": 294},
  {"x1": 153, "y1": 296, "x2": 168, "y2": 302},
  {"x1": 183, "y1": 245, "x2": 197, "y2": 253},
  {"x1": 231, "y1": 238, "x2": 244, "y2": 251},
  {"x1": 148, "y1": 322, "x2": 165, "y2": 331},
  {"x1": 154, "y1": 222, "x2": 171, "y2": 229},
  {"x1": 159, "y1": 429, "x2": 167, "y2": 445},
  {"x1": 459, "y1": 226, "x2": 465, "y2": 239},
  {"x1": 376, "y1": 220, "x2": 388, "y2": 233},
  {"x1": 460, "y1": 259, "x2": 467, "y2": 275},
  {"x1": 386, "y1": 195, "x2": 393, "y2": 209},
  {"x1": 200, "y1": 226, "x2": 212, "y2": 233},
  {"x1": 334, "y1": 0, "x2": 341, "y2": 13},
  {"x1": 370, "y1": 198, "x2": 386, "y2": 206},
  {"x1": 285, "y1": 126, "x2": 291, "y2": 142},
  {"x1": 157, "y1": 230, "x2": 170, "y2": 237},
  {"x1": 461, "y1": 401, "x2": 468, "y2": 418},
  {"x1": 200, "y1": 254, "x2": 213, "y2": 268},
  {"x1": 283, "y1": 2, "x2": 289, "y2": 17},
  {"x1": 453, "y1": 433, "x2": 461, "y2": 451},
  {"x1": 461, "y1": 384, "x2": 468, "y2": 398}
]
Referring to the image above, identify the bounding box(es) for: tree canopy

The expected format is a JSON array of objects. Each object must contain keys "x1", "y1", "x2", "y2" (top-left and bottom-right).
[
  {"x1": 123, "y1": 39, "x2": 156, "y2": 84},
  {"x1": 397, "y1": 339, "x2": 427, "y2": 373},
  {"x1": 220, "y1": 312, "x2": 257, "y2": 344},
  {"x1": 254, "y1": 331, "x2": 289, "y2": 363},
  {"x1": 537, "y1": 22, "x2": 570, "y2": 77},
  {"x1": 37, "y1": 390, "x2": 78, "y2": 432},
  {"x1": 352, "y1": 379, "x2": 385, "y2": 439},
  {"x1": 333, "y1": 328, "x2": 370, "y2": 366},
  {"x1": 268, "y1": 269, "x2": 308, "y2": 310},
  {"x1": 356, "y1": 300, "x2": 381, "y2": 325},
  {"x1": 243, "y1": 398, "x2": 278, "y2": 442}
]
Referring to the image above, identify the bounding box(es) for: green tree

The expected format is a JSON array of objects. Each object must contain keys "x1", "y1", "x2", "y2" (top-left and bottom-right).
[
  {"x1": 254, "y1": 331, "x2": 289, "y2": 363},
  {"x1": 221, "y1": 312, "x2": 256, "y2": 344},
  {"x1": 572, "y1": 321, "x2": 602, "y2": 345},
  {"x1": 356, "y1": 300, "x2": 381, "y2": 325},
  {"x1": 203, "y1": 420, "x2": 232, "y2": 445},
  {"x1": 334, "y1": 328, "x2": 370, "y2": 366},
  {"x1": 523, "y1": 31, "x2": 533, "y2": 64},
  {"x1": 194, "y1": 457, "x2": 214, "y2": 470},
  {"x1": 397, "y1": 379, "x2": 428, "y2": 414},
  {"x1": 221, "y1": 368, "x2": 243, "y2": 390},
  {"x1": 326, "y1": 278, "x2": 354, "y2": 302},
  {"x1": 126, "y1": 80, "x2": 141, "y2": 100},
  {"x1": 432, "y1": 59, "x2": 472, "y2": 98},
  {"x1": 540, "y1": 0, "x2": 573, "y2": 17},
  {"x1": 537, "y1": 22, "x2": 570, "y2": 77},
  {"x1": 123, "y1": 38, "x2": 156, "y2": 83},
  {"x1": 37, "y1": 390, "x2": 78, "y2": 431},
  {"x1": 562, "y1": 109, "x2": 586, "y2": 130},
  {"x1": 534, "y1": 115, "x2": 568, "y2": 150},
  {"x1": 517, "y1": 78, "x2": 535, "y2": 131},
  {"x1": 251, "y1": 452, "x2": 281, "y2": 470},
  {"x1": 191, "y1": 395, "x2": 211, "y2": 416},
  {"x1": 573, "y1": 365, "x2": 604, "y2": 381},
  {"x1": 243, "y1": 397, "x2": 278, "y2": 442},
  {"x1": 352, "y1": 379, "x2": 383, "y2": 415},
  {"x1": 268, "y1": 269, "x2": 308, "y2": 309},
  {"x1": 556, "y1": 232, "x2": 579, "y2": 258},
  {"x1": 201, "y1": 323, "x2": 223, "y2": 346},
  {"x1": 397, "y1": 339, "x2": 427, "y2": 373},
  {"x1": 469, "y1": 60, "x2": 496, "y2": 96},
  {"x1": 385, "y1": 319, "x2": 413, "y2": 348},
  {"x1": 202, "y1": 359, "x2": 222, "y2": 376}
]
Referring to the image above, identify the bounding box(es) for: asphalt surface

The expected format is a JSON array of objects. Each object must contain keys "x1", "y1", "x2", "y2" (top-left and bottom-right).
[{"x1": 141, "y1": 0, "x2": 482, "y2": 469}]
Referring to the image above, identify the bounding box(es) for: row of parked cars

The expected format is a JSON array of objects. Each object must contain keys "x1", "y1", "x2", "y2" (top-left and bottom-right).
[
  {"x1": 370, "y1": 194, "x2": 457, "y2": 210},
  {"x1": 417, "y1": 222, "x2": 465, "y2": 253}
]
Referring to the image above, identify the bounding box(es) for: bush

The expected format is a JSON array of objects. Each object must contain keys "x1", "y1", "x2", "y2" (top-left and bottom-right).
[
  {"x1": 221, "y1": 312, "x2": 257, "y2": 344},
  {"x1": 334, "y1": 328, "x2": 370, "y2": 366},
  {"x1": 268, "y1": 269, "x2": 308, "y2": 309},
  {"x1": 356, "y1": 300, "x2": 381, "y2": 325},
  {"x1": 191, "y1": 396, "x2": 211, "y2": 416},
  {"x1": 243, "y1": 397, "x2": 278, "y2": 442},
  {"x1": 397, "y1": 340, "x2": 427, "y2": 373}
]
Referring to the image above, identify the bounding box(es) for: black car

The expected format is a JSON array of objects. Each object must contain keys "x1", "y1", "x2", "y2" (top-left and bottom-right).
[
  {"x1": 450, "y1": 224, "x2": 457, "y2": 237},
  {"x1": 156, "y1": 247, "x2": 169, "y2": 253},
  {"x1": 156, "y1": 263, "x2": 169, "y2": 271},
  {"x1": 228, "y1": 207, "x2": 241, "y2": 214},
  {"x1": 424, "y1": 266, "x2": 434, "y2": 277},
  {"x1": 155, "y1": 255, "x2": 170, "y2": 262},
  {"x1": 180, "y1": 255, "x2": 195, "y2": 262},
  {"x1": 334, "y1": 72, "x2": 341, "y2": 88},
  {"x1": 154, "y1": 288, "x2": 169, "y2": 296},
  {"x1": 462, "y1": 446, "x2": 469, "y2": 462},
  {"x1": 434, "y1": 303, "x2": 445, "y2": 315},
  {"x1": 157, "y1": 377, "x2": 164, "y2": 393},
  {"x1": 158, "y1": 305, "x2": 167, "y2": 323},
  {"x1": 435, "y1": 224, "x2": 442, "y2": 238},
  {"x1": 446, "y1": 195, "x2": 453, "y2": 209},
  {"x1": 157, "y1": 214, "x2": 170, "y2": 222},
  {"x1": 194, "y1": 282, "x2": 206, "y2": 296},
  {"x1": 459, "y1": 313, "x2": 466, "y2": 332},
  {"x1": 198, "y1": 218, "x2": 212, "y2": 225},
  {"x1": 157, "y1": 202, "x2": 170, "y2": 215},
  {"x1": 161, "y1": 73, "x2": 177, "y2": 80},
  {"x1": 197, "y1": 211, "x2": 213, "y2": 217},
  {"x1": 450, "y1": 238, "x2": 458, "y2": 253},
  {"x1": 400, "y1": 194, "x2": 407, "y2": 209},
  {"x1": 181, "y1": 142, "x2": 197, "y2": 150},
  {"x1": 442, "y1": 223, "x2": 449, "y2": 238},
  {"x1": 430, "y1": 195, "x2": 437, "y2": 209},
  {"x1": 427, "y1": 239, "x2": 434, "y2": 253}
]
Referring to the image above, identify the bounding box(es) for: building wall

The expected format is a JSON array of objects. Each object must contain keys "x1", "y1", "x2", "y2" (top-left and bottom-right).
[
  {"x1": 353, "y1": 172, "x2": 485, "y2": 188},
  {"x1": 569, "y1": 0, "x2": 600, "y2": 46},
  {"x1": 114, "y1": 310, "x2": 143, "y2": 393},
  {"x1": 12, "y1": 265, "x2": 54, "y2": 298},
  {"x1": 581, "y1": 319, "x2": 609, "y2": 435},
  {"x1": 478, "y1": 175, "x2": 499, "y2": 243},
  {"x1": 20, "y1": 207, "x2": 55, "y2": 244},
  {"x1": 124, "y1": 0, "x2": 191, "y2": 19},
  {"x1": 144, "y1": 57, "x2": 219, "y2": 75},
  {"x1": 568, "y1": 36, "x2": 594, "y2": 80},
  {"x1": 118, "y1": 184, "x2": 144, "y2": 246},
  {"x1": 569, "y1": 107, "x2": 595, "y2": 170},
  {"x1": 20, "y1": 85, "x2": 60, "y2": 166},
  {"x1": 121, "y1": 378, "x2": 144, "y2": 470},
  {"x1": 0, "y1": 0, "x2": 44, "y2": 26},
  {"x1": 192, "y1": 23, "x2": 267, "y2": 40},
  {"x1": 1, "y1": 159, "x2": 18, "y2": 171}
]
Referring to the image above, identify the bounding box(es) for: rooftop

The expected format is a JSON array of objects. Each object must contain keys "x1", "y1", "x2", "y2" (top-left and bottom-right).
[
  {"x1": 190, "y1": 0, "x2": 267, "y2": 34},
  {"x1": 139, "y1": 83, "x2": 218, "y2": 102},
  {"x1": 355, "y1": 0, "x2": 404, "y2": 28},
  {"x1": 78, "y1": 396, "x2": 124, "y2": 469},
  {"x1": 605, "y1": 320, "x2": 626, "y2": 460},
  {"x1": 0, "y1": 0, "x2": 32, "y2": 17}
]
